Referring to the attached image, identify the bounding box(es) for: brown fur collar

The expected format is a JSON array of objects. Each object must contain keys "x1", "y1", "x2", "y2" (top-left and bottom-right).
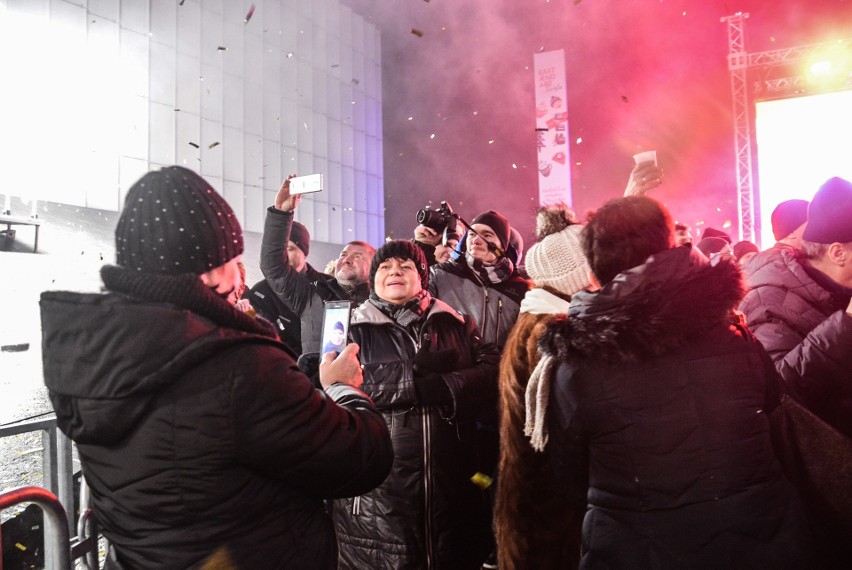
[{"x1": 540, "y1": 247, "x2": 745, "y2": 365}]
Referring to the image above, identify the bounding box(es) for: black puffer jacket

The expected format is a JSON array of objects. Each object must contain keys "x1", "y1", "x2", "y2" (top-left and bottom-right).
[
  {"x1": 333, "y1": 294, "x2": 500, "y2": 569},
  {"x1": 260, "y1": 208, "x2": 369, "y2": 354},
  {"x1": 740, "y1": 247, "x2": 852, "y2": 437},
  {"x1": 40, "y1": 266, "x2": 393, "y2": 570},
  {"x1": 541, "y1": 246, "x2": 812, "y2": 568}
]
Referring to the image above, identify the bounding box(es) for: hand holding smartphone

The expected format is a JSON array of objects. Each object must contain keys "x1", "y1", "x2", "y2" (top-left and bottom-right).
[
  {"x1": 321, "y1": 300, "x2": 352, "y2": 357},
  {"x1": 289, "y1": 173, "x2": 324, "y2": 195}
]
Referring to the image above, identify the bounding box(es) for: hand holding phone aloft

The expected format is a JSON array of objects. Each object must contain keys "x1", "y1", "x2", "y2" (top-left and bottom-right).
[{"x1": 289, "y1": 173, "x2": 323, "y2": 195}]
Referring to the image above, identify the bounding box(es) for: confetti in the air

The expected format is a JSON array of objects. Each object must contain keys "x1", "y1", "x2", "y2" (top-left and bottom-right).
[
  {"x1": 430, "y1": 133, "x2": 436, "y2": 139},
  {"x1": 576, "y1": 137, "x2": 583, "y2": 144},
  {"x1": 208, "y1": 142, "x2": 220, "y2": 149},
  {"x1": 188, "y1": 142, "x2": 200, "y2": 148},
  {"x1": 217, "y1": 46, "x2": 227, "y2": 52},
  {"x1": 411, "y1": 28, "x2": 424, "y2": 38},
  {"x1": 488, "y1": 140, "x2": 494, "y2": 144},
  {"x1": 179, "y1": 0, "x2": 186, "y2": 5},
  {"x1": 286, "y1": 52, "x2": 294, "y2": 58},
  {"x1": 244, "y1": 4, "x2": 256, "y2": 24},
  {"x1": 512, "y1": 164, "x2": 518, "y2": 169},
  {"x1": 621, "y1": 95, "x2": 629, "y2": 103}
]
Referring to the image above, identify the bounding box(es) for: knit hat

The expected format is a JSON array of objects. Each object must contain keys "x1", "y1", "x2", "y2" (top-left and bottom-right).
[
  {"x1": 369, "y1": 240, "x2": 429, "y2": 290},
  {"x1": 289, "y1": 220, "x2": 310, "y2": 257},
  {"x1": 525, "y1": 224, "x2": 592, "y2": 297},
  {"x1": 802, "y1": 177, "x2": 852, "y2": 244},
  {"x1": 696, "y1": 236, "x2": 731, "y2": 257},
  {"x1": 115, "y1": 166, "x2": 243, "y2": 275},
  {"x1": 333, "y1": 321, "x2": 345, "y2": 332},
  {"x1": 770, "y1": 199, "x2": 809, "y2": 241},
  {"x1": 471, "y1": 210, "x2": 511, "y2": 249},
  {"x1": 732, "y1": 240, "x2": 759, "y2": 260},
  {"x1": 701, "y1": 227, "x2": 732, "y2": 244}
]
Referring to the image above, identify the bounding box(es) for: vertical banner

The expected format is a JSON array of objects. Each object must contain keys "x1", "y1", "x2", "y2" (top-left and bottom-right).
[{"x1": 534, "y1": 49, "x2": 571, "y2": 206}]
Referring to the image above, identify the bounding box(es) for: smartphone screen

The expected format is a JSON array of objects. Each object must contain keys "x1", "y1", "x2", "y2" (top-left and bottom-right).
[{"x1": 320, "y1": 300, "x2": 352, "y2": 357}]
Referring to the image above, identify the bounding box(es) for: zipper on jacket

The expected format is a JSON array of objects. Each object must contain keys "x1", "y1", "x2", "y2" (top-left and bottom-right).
[
  {"x1": 422, "y1": 411, "x2": 435, "y2": 569},
  {"x1": 496, "y1": 298, "x2": 503, "y2": 343},
  {"x1": 480, "y1": 288, "x2": 489, "y2": 336},
  {"x1": 352, "y1": 495, "x2": 361, "y2": 515}
]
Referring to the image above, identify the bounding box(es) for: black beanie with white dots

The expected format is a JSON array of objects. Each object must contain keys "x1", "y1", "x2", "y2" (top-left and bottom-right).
[{"x1": 115, "y1": 166, "x2": 243, "y2": 275}]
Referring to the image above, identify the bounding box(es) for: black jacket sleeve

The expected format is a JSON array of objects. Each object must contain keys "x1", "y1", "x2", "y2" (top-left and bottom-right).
[
  {"x1": 259, "y1": 207, "x2": 312, "y2": 315},
  {"x1": 232, "y1": 345, "x2": 393, "y2": 499}
]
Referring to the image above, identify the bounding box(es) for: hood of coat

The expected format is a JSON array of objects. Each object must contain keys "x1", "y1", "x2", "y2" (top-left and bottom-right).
[
  {"x1": 40, "y1": 288, "x2": 278, "y2": 444},
  {"x1": 540, "y1": 245, "x2": 745, "y2": 365}
]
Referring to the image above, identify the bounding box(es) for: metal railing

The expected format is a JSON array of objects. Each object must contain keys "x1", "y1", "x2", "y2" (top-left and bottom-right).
[
  {"x1": 0, "y1": 486, "x2": 71, "y2": 569},
  {"x1": 1, "y1": 415, "x2": 83, "y2": 568}
]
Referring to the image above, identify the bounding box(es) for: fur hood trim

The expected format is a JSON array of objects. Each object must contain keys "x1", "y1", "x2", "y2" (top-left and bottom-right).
[{"x1": 540, "y1": 246, "x2": 744, "y2": 365}]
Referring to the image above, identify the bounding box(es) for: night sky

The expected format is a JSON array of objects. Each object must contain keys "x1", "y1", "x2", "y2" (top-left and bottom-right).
[{"x1": 343, "y1": 0, "x2": 852, "y2": 249}]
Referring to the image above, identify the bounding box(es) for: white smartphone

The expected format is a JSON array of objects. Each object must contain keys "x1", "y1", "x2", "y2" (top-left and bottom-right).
[
  {"x1": 289, "y1": 173, "x2": 324, "y2": 195},
  {"x1": 320, "y1": 300, "x2": 352, "y2": 356}
]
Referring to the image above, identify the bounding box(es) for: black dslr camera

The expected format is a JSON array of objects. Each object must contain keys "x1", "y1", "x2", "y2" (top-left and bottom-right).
[{"x1": 416, "y1": 201, "x2": 457, "y2": 232}]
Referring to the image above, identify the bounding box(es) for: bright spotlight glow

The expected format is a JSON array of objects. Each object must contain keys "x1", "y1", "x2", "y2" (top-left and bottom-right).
[
  {"x1": 755, "y1": 90, "x2": 852, "y2": 249},
  {"x1": 809, "y1": 60, "x2": 833, "y2": 75}
]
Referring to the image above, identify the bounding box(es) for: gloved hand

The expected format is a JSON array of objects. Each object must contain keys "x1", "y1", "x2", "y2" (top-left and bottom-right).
[
  {"x1": 413, "y1": 347, "x2": 459, "y2": 374},
  {"x1": 413, "y1": 370, "x2": 452, "y2": 405}
]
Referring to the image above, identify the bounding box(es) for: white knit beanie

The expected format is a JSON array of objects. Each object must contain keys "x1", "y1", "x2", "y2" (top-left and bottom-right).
[{"x1": 525, "y1": 224, "x2": 591, "y2": 296}]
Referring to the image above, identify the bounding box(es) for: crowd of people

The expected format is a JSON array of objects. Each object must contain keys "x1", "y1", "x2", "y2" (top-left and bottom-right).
[{"x1": 38, "y1": 163, "x2": 851, "y2": 569}]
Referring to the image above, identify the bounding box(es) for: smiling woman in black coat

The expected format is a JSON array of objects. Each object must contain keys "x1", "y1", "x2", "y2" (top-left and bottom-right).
[{"x1": 333, "y1": 240, "x2": 501, "y2": 570}]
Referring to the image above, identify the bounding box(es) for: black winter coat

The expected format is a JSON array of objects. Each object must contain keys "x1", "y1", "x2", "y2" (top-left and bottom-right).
[
  {"x1": 542, "y1": 246, "x2": 812, "y2": 569},
  {"x1": 260, "y1": 208, "x2": 369, "y2": 355},
  {"x1": 40, "y1": 267, "x2": 393, "y2": 570},
  {"x1": 740, "y1": 247, "x2": 852, "y2": 438},
  {"x1": 333, "y1": 295, "x2": 500, "y2": 569}
]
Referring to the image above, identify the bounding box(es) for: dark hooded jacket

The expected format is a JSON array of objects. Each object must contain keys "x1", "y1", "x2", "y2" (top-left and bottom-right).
[
  {"x1": 260, "y1": 208, "x2": 369, "y2": 355},
  {"x1": 538, "y1": 246, "x2": 812, "y2": 569},
  {"x1": 740, "y1": 246, "x2": 852, "y2": 438},
  {"x1": 40, "y1": 266, "x2": 393, "y2": 570},
  {"x1": 333, "y1": 294, "x2": 500, "y2": 569}
]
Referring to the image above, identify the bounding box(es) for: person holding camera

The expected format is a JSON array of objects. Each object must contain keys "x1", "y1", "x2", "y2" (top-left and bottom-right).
[{"x1": 429, "y1": 209, "x2": 530, "y2": 350}]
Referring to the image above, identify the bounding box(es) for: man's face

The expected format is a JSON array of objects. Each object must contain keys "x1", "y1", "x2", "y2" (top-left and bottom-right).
[
  {"x1": 675, "y1": 228, "x2": 693, "y2": 246},
  {"x1": 336, "y1": 243, "x2": 373, "y2": 286},
  {"x1": 467, "y1": 223, "x2": 502, "y2": 264},
  {"x1": 287, "y1": 241, "x2": 307, "y2": 272},
  {"x1": 331, "y1": 327, "x2": 345, "y2": 345},
  {"x1": 434, "y1": 239, "x2": 459, "y2": 263},
  {"x1": 374, "y1": 257, "x2": 423, "y2": 304}
]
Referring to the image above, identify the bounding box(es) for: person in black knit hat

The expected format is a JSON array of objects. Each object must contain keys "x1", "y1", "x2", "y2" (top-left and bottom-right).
[
  {"x1": 332, "y1": 239, "x2": 500, "y2": 569},
  {"x1": 40, "y1": 165, "x2": 392, "y2": 569}
]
